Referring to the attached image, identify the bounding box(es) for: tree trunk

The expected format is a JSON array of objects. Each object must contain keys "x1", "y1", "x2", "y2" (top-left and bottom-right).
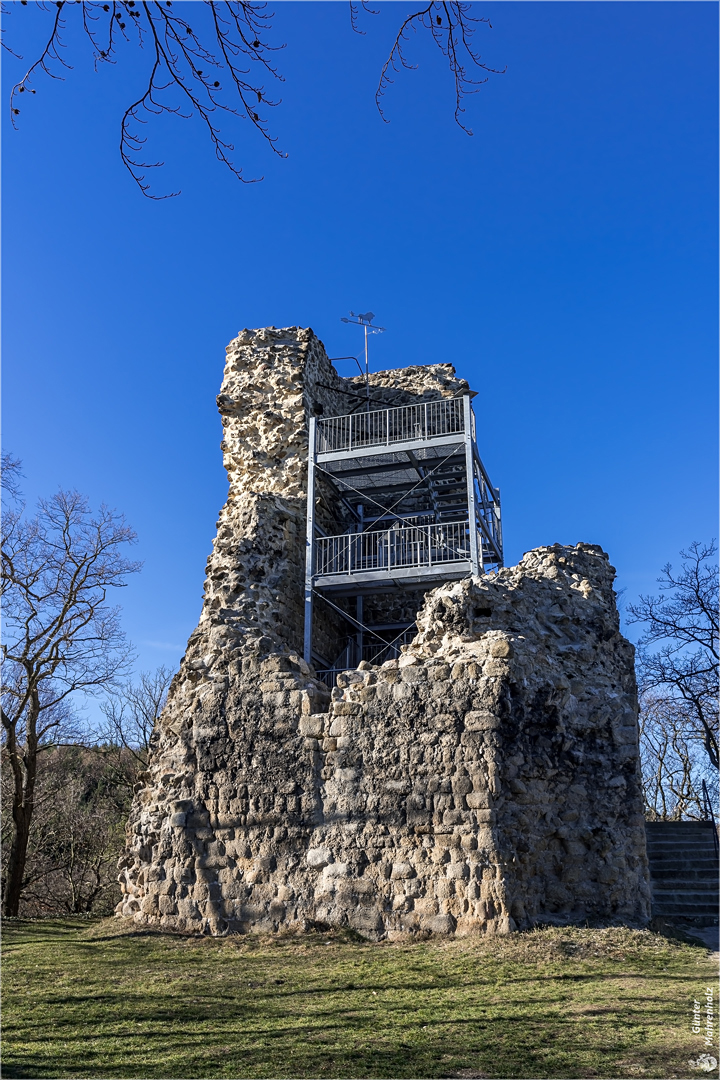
[
  {"x1": 3, "y1": 801, "x2": 32, "y2": 917},
  {"x1": 3, "y1": 718, "x2": 38, "y2": 918}
]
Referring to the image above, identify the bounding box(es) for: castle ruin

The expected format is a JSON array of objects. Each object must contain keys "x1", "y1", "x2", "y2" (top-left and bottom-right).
[{"x1": 118, "y1": 326, "x2": 651, "y2": 937}]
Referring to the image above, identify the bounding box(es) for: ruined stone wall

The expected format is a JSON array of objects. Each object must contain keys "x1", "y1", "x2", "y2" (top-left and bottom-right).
[{"x1": 117, "y1": 327, "x2": 651, "y2": 936}]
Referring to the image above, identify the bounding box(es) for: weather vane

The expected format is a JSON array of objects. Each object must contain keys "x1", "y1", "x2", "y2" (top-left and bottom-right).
[{"x1": 340, "y1": 311, "x2": 386, "y2": 405}]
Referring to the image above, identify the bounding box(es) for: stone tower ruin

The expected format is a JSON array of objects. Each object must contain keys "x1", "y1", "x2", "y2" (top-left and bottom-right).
[{"x1": 118, "y1": 326, "x2": 651, "y2": 937}]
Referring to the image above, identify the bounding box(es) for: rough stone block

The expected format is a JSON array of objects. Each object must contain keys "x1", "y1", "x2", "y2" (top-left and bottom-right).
[
  {"x1": 306, "y1": 846, "x2": 332, "y2": 869},
  {"x1": 299, "y1": 716, "x2": 324, "y2": 737},
  {"x1": 421, "y1": 913, "x2": 456, "y2": 935},
  {"x1": 390, "y1": 862, "x2": 416, "y2": 880}
]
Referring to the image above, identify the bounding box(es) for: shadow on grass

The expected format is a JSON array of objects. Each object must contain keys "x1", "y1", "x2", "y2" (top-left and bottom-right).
[
  {"x1": 648, "y1": 916, "x2": 718, "y2": 950},
  {"x1": 0, "y1": 1008, "x2": 693, "y2": 1080}
]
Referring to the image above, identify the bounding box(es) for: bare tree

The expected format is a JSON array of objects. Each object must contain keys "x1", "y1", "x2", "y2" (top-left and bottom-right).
[
  {"x1": 1, "y1": 465, "x2": 140, "y2": 917},
  {"x1": 639, "y1": 692, "x2": 715, "y2": 820},
  {"x1": 4, "y1": 1, "x2": 502, "y2": 198},
  {"x1": 97, "y1": 665, "x2": 174, "y2": 788},
  {"x1": 629, "y1": 541, "x2": 718, "y2": 773}
]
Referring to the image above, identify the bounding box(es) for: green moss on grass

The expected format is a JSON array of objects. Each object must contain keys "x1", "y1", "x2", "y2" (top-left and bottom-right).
[{"x1": 2, "y1": 919, "x2": 714, "y2": 1078}]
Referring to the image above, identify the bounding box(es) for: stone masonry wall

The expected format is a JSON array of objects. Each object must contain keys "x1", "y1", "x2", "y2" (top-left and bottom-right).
[{"x1": 117, "y1": 327, "x2": 651, "y2": 936}]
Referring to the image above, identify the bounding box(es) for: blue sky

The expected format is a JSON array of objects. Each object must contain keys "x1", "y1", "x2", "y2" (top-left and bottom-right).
[{"x1": 3, "y1": 1, "x2": 717, "y2": 683}]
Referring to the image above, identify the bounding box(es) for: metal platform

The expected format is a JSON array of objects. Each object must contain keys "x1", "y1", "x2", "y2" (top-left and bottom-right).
[
  {"x1": 315, "y1": 520, "x2": 475, "y2": 593},
  {"x1": 303, "y1": 393, "x2": 502, "y2": 673}
]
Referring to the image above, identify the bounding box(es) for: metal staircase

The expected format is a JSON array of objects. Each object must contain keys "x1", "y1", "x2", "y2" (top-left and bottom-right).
[{"x1": 303, "y1": 393, "x2": 502, "y2": 677}]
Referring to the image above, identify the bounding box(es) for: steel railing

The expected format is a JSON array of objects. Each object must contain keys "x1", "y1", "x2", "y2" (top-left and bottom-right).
[
  {"x1": 316, "y1": 397, "x2": 465, "y2": 454},
  {"x1": 315, "y1": 521, "x2": 471, "y2": 578}
]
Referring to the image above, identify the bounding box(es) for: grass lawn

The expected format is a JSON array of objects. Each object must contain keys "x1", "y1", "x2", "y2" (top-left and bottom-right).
[{"x1": 2, "y1": 918, "x2": 715, "y2": 1079}]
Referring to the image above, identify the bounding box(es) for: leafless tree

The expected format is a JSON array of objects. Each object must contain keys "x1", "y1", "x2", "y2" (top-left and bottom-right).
[
  {"x1": 1, "y1": 463, "x2": 140, "y2": 916},
  {"x1": 629, "y1": 541, "x2": 718, "y2": 773},
  {"x1": 96, "y1": 665, "x2": 173, "y2": 788},
  {"x1": 639, "y1": 691, "x2": 716, "y2": 820},
  {"x1": 4, "y1": 1, "x2": 502, "y2": 198}
]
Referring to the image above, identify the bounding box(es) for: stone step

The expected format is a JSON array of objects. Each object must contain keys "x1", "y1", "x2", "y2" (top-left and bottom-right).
[
  {"x1": 650, "y1": 869, "x2": 719, "y2": 882},
  {"x1": 643, "y1": 829, "x2": 716, "y2": 838},
  {"x1": 647, "y1": 833, "x2": 717, "y2": 840},
  {"x1": 652, "y1": 892, "x2": 719, "y2": 905},
  {"x1": 646, "y1": 829, "x2": 717, "y2": 837},
  {"x1": 648, "y1": 844, "x2": 719, "y2": 852},
  {"x1": 646, "y1": 828, "x2": 717, "y2": 838},
  {"x1": 646, "y1": 821, "x2": 716, "y2": 826},
  {"x1": 652, "y1": 905, "x2": 719, "y2": 919},
  {"x1": 646, "y1": 843, "x2": 717, "y2": 854},
  {"x1": 652, "y1": 890, "x2": 719, "y2": 905},
  {"x1": 653, "y1": 902, "x2": 720, "y2": 913},
  {"x1": 651, "y1": 877, "x2": 719, "y2": 888},
  {"x1": 653, "y1": 891, "x2": 718, "y2": 900},
  {"x1": 650, "y1": 868, "x2": 719, "y2": 882},
  {"x1": 648, "y1": 859, "x2": 717, "y2": 870},
  {"x1": 646, "y1": 853, "x2": 718, "y2": 864},
  {"x1": 648, "y1": 856, "x2": 717, "y2": 866},
  {"x1": 646, "y1": 832, "x2": 717, "y2": 843},
  {"x1": 646, "y1": 842, "x2": 717, "y2": 851},
  {"x1": 646, "y1": 834, "x2": 717, "y2": 844},
  {"x1": 646, "y1": 820, "x2": 718, "y2": 923}
]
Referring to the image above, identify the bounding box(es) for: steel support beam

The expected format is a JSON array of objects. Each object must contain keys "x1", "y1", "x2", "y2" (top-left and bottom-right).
[
  {"x1": 463, "y1": 395, "x2": 481, "y2": 575},
  {"x1": 303, "y1": 416, "x2": 317, "y2": 665}
]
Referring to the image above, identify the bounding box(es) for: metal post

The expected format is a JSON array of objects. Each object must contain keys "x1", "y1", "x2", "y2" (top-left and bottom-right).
[
  {"x1": 364, "y1": 325, "x2": 370, "y2": 412},
  {"x1": 356, "y1": 503, "x2": 364, "y2": 662},
  {"x1": 303, "y1": 416, "x2": 317, "y2": 665},
  {"x1": 463, "y1": 395, "x2": 481, "y2": 576}
]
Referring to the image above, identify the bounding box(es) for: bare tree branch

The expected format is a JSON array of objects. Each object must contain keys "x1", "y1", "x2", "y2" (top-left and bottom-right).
[
  {"x1": 1, "y1": 452, "x2": 24, "y2": 504},
  {"x1": 96, "y1": 665, "x2": 173, "y2": 784},
  {"x1": 629, "y1": 541, "x2": 719, "y2": 772},
  {"x1": 8, "y1": 1, "x2": 504, "y2": 197},
  {"x1": 639, "y1": 691, "x2": 715, "y2": 820},
  {"x1": 10, "y1": 1, "x2": 286, "y2": 198},
  {"x1": 362, "y1": 1, "x2": 505, "y2": 133}
]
